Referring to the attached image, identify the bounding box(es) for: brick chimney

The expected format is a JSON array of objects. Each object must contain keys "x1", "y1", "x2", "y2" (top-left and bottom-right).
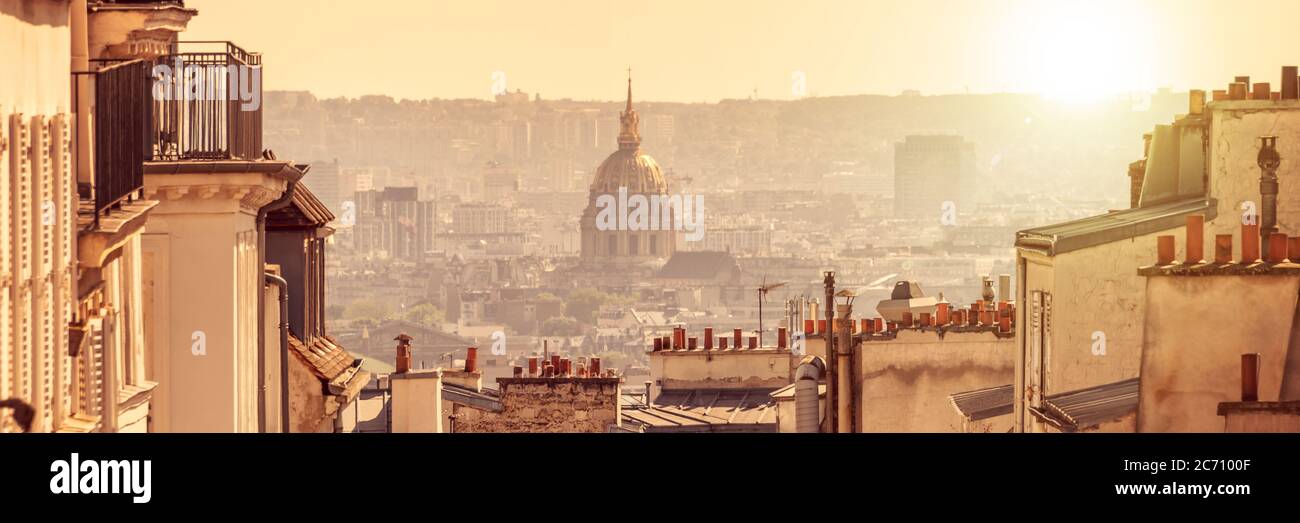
[{"x1": 394, "y1": 333, "x2": 414, "y2": 374}]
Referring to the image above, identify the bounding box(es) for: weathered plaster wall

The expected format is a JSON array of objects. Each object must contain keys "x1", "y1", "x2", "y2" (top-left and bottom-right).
[
  {"x1": 1222, "y1": 409, "x2": 1300, "y2": 432},
  {"x1": 1206, "y1": 102, "x2": 1300, "y2": 240},
  {"x1": 856, "y1": 329, "x2": 1013, "y2": 432},
  {"x1": 390, "y1": 370, "x2": 443, "y2": 433},
  {"x1": 454, "y1": 378, "x2": 619, "y2": 433},
  {"x1": 1139, "y1": 275, "x2": 1299, "y2": 432},
  {"x1": 650, "y1": 349, "x2": 796, "y2": 393}
]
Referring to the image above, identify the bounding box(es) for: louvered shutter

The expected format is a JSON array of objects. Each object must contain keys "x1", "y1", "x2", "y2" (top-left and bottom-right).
[{"x1": 0, "y1": 108, "x2": 9, "y2": 399}]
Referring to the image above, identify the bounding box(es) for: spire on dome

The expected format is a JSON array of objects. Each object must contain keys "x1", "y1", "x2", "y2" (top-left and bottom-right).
[{"x1": 618, "y1": 68, "x2": 641, "y2": 150}]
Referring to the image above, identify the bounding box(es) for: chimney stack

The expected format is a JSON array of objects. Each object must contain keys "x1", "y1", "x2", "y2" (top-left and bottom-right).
[
  {"x1": 778, "y1": 327, "x2": 788, "y2": 349},
  {"x1": 512, "y1": 366, "x2": 523, "y2": 378},
  {"x1": 1186, "y1": 215, "x2": 1204, "y2": 264},
  {"x1": 1215, "y1": 234, "x2": 1233, "y2": 264},
  {"x1": 1189, "y1": 89, "x2": 1205, "y2": 114},
  {"x1": 1243, "y1": 223, "x2": 1261, "y2": 262},
  {"x1": 394, "y1": 333, "x2": 413, "y2": 374},
  {"x1": 1229, "y1": 82, "x2": 1248, "y2": 100},
  {"x1": 1268, "y1": 233, "x2": 1289, "y2": 263},
  {"x1": 465, "y1": 347, "x2": 478, "y2": 373},
  {"x1": 689, "y1": 337, "x2": 698, "y2": 350},
  {"x1": 1157, "y1": 235, "x2": 1176, "y2": 265},
  {"x1": 1283, "y1": 66, "x2": 1299, "y2": 100},
  {"x1": 748, "y1": 336, "x2": 758, "y2": 350},
  {"x1": 1241, "y1": 353, "x2": 1260, "y2": 402},
  {"x1": 704, "y1": 327, "x2": 714, "y2": 350},
  {"x1": 590, "y1": 357, "x2": 601, "y2": 376},
  {"x1": 733, "y1": 328, "x2": 743, "y2": 349},
  {"x1": 528, "y1": 356, "x2": 539, "y2": 376},
  {"x1": 1253, "y1": 82, "x2": 1271, "y2": 101}
]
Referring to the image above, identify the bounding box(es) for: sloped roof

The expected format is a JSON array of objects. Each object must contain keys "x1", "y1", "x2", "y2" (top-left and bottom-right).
[
  {"x1": 949, "y1": 384, "x2": 1014, "y2": 421},
  {"x1": 289, "y1": 335, "x2": 359, "y2": 383},
  {"x1": 1016, "y1": 198, "x2": 1216, "y2": 256},
  {"x1": 656, "y1": 251, "x2": 740, "y2": 280},
  {"x1": 1036, "y1": 378, "x2": 1140, "y2": 431},
  {"x1": 620, "y1": 388, "x2": 778, "y2": 432}
]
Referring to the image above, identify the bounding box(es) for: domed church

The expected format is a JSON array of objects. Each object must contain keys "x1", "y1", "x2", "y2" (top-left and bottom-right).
[{"x1": 579, "y1": 75, "x2": 677, "y2": 265}]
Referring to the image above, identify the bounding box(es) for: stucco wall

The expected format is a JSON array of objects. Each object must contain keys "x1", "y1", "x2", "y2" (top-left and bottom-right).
[
  {"x1": 856, "y1": 329, "x2": 1013, "y2": 432},
  {"x1": 454, "y1": 378, "x2": 619, "y2": 433},
  {"x1": 390, "y1": 370, "x2": 443, "y2": 433},
  {"x1": 1222, "y1": 409, "x2": 1300, "y2": 432},
  {"x1": 0, "y1": 0, "x2": 71, "y2": 116},
  {"x1": 650, "y1": 349, "x2": 796, "y2": 393},
  {"x1": 1206, "y1": 102, "x2": 1300, "y2": 241},
  {"x1": 1139, "y1": 275, "x2": 1299, "y2": 432}
]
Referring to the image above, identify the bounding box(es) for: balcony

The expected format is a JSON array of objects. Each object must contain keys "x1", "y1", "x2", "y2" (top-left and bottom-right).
[{"x1": 80, "y1": 41, "x2": 263, "y2": 222}]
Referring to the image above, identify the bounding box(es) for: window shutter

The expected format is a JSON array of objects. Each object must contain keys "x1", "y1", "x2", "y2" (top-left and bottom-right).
[
  {"x1": 0, "y1": 109, "x2": 9, "y2": 399},
  {"x1": 11, "y1": 114, "x2": 33, "y2": 407},
  {"x1": 79, "y1": 317, "x2": 104, "y2": 418}
]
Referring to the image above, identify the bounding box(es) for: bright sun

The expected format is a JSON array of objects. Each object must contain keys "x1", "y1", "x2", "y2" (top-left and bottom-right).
[{"x1": 1005, "y1": 2, "x2": 1154, "y2": 103}]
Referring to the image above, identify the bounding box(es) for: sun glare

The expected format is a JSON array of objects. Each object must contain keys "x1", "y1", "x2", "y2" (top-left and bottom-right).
[{"x1": 1006, "y1": 2, "x2": 1154, "y2": 103}]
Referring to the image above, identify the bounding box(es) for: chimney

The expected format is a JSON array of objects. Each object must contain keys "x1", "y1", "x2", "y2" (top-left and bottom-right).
[
  {"x1": 1235, "y1": 75, "x2": 1251, "y2": 87},
  {"x1": 643, "y1": 381, "x2": 653, "y2": 405},
  {"x1": 543, "y1": 363, "x2": 554, "y2": 377},
  {"x1": 465, "y1": 347, "x2": 478, "y2": 373},
  {"x1": 1186, "y1": 215, "x2": 1204, "y2": 264},
  {"x1": 733, "y1": 328, "x2": 742, "y2": 349},
  {"x1": 704, "y1": 327, "x2": 714, "y2": 350},
  {"x1": 1229, "y1": 82, "x2": 1248, "y2": 100},
  {"x1": 513, "y1": 365, "x2": 523, "y2": 378},
  {"x1": 748, "y1": 336, "x2": 757, "y2": 349},
  {"x1": 901, "y1": 312, "x2": 913, "y2": 328},
  {"x1": 1243, "y1": 223, "x2": 1261, "y2": 262},
  {"x1": 1268, "y1": 233, "x2": 1289, "y2": 263},
  {"x1": 689, "y1": 337, "x2": 698, "y2": 350},
  {"x1": 1189, "y1": 89, "x2": 1206, "y2": 114},
  {"x1": 817, "y1": 319, "x2": 827, "y2": 334},
  {"x1": 804, "y1": 319, "x2": 814, "y2": 336},
  {"x1": 719, "y1": 337, "x2": 729, "y2": 350},
  {"x1": 588, "y1": 357, "x2": 601, "y2": 376},
  {"x1": 778, "y1": 327, "x2": 788, "y2": 349},
  {"x1": 1212, "y1": 89, "x2": 1228, "y2": 102},
  {"x1": 653, "y1": 337, "x2": 662, "y2": 352},
  {"x1": 874, "y1": 318, "x2": 884, "y2": 333},
  {"x1": 394, "y1": 333, "x2": 413, "y2": 374},
  {"x1": 1290, "y1": 237, "x2": 1300, "y2": 262},
  {"x1": 1241, "y1": 353, "x2": 1260, "y2": 402},
  {"x1": 528, "y1": 357, "x2": 539, "y2": 376},
  {"x1": 1157, "y1": 235, "x2": 1175, "y2": 265},
  {"x1": 1215, "y1": 234, "x2": 1233, "y2": 264},
  {"x1": 919, "y1": 312, "x2": 932, "y2": 327},
  {"x1": 1283, "y1": 66, "x2": 1299, "y2": 100},
  {"x1": 551, "y1": 355, "x2": 561, "y2": 373},
  {"x1": 1253, "y1": 82, "x2": 1271, "y2": 101}
]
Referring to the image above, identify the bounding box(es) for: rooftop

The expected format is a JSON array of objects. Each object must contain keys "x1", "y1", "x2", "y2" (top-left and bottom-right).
[{"x1": 620, "y1": 388, "x2": 777, "y2": 433}]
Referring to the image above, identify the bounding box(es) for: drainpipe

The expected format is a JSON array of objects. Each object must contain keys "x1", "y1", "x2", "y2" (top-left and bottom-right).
[
  {"x1": 1258, "y1": 136, "x2": 1281, "y2": 260},
  {"x1": 836, "y1": 314, "x2": 853, "y2": 433},
  {"x1": 794, "y1": 356, "x2": 825, "y2": 433},
  {"x1": 256, "y1": 178, "x2": 297, "y2": 433},
  {"x1": 264, "y1": 272, "x2": 291, "y2": 433},
  {"x1": 822, "y1": 271, "x2": 836, "y2": 433}
]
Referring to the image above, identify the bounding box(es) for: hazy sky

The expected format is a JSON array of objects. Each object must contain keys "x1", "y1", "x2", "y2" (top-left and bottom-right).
[{"x1": 185, "y1": 0, "x2": 1300, "y2": 103}]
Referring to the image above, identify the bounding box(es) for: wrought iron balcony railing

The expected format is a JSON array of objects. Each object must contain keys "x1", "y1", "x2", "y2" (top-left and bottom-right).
[{"x1": 79, "y1": 42, "x2": 264, "y2": 221}]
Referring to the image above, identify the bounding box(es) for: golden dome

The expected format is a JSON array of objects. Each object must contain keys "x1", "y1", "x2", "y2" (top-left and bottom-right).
[{"x1": 588, "y1": 74, "x2": 669, "y2": 195}]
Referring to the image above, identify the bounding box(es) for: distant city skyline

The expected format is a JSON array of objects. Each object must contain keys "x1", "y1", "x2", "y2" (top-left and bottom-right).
[{"x1": 185, "y1": 0, "x2": 1300, "y2": 103}]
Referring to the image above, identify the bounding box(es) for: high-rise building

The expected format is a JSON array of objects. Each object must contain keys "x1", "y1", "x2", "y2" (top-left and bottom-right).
[
  {"x1": 354, "y1": 187, "x2": 436, "y2": 260},
  {"x1": 893, "y1": 135, "x2": 975, "y2": 219}
]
